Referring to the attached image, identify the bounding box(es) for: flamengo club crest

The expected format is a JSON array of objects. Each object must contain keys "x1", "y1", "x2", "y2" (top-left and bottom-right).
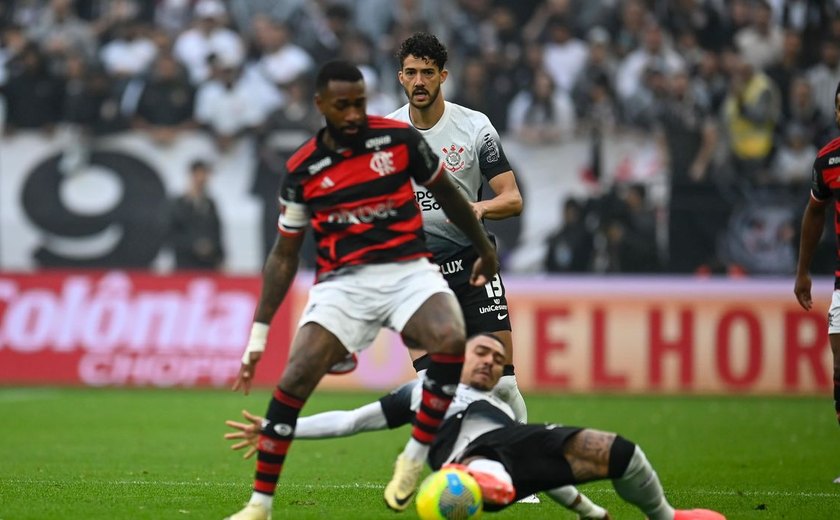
[
  {"x1": 370, "y1": 150, "x2": 396, "y2": 176},
  {"x1": 442, "y1": 144, "x2": 465, "y2": 172}
]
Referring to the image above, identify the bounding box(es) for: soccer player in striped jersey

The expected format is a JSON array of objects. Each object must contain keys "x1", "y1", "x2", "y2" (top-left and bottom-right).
[
  {"x1": 225, "y1": 60, "x2": 498, "y2": 520},
  {"x1": 794, "y1": 80, "x2": 840, "y2": 484},
  {"x1": 226, "y1": 334, "x2": 725, "y2": 520}
]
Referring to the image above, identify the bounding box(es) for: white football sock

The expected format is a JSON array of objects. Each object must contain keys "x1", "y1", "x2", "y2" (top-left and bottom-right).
[
  {"x1": 612, "y1": 446, "x2": 675, "y2": 520},
  {"x1": 403, "y1": 437, "x2": 429, "y2": 461},
  {"x1": 248, "y1": 491, "x2": 273, "y2": 510}
]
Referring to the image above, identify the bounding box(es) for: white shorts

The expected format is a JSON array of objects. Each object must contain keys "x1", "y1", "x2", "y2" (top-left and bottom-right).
[
  {"x1": 829, "y1": 291, "x2": 840, "y2": 334},
  {"x1": 298, "y1": 258, "x2": 455, "y2": 352}
]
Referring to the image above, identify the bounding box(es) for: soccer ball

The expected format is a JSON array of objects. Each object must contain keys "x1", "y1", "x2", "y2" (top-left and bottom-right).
[{"x1": 415, "y1": 467, "x2": 483, "y2": 520}]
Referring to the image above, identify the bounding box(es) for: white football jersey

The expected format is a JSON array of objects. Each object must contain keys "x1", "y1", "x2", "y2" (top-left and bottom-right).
[{"x1": 387, "y1": 101, "x2": 512, "y2": 261}]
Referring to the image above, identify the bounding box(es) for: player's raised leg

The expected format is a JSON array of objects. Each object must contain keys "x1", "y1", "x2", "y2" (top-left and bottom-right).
[
  {"x1": 226, "y1": 324, "x2": 348, "y2": 520},
  {"x1": 385, "y1": 292, "x2": 466, "y2": 511}
]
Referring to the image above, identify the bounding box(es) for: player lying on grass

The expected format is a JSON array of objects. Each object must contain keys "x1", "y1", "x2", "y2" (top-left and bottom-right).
[{"x1": 225, "y1": 333, "x2": 725, "y2": 520}]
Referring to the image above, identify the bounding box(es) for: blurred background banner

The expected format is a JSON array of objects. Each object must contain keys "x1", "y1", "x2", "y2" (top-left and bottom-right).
[
  {"x1": 0, "y1": 130, "x2": 667, "y2": 274},
  {"x1": 0, "y1": 270, "x2": 830, "y2": 394}
]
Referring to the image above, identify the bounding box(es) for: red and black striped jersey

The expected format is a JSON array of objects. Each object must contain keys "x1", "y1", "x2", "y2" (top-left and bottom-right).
[
  {"x1": 810, "y1": 135, "x2": 840, "y2": 287},
  {"x1": 277, "y1": 115, "x2": 445, "y2": 280}
]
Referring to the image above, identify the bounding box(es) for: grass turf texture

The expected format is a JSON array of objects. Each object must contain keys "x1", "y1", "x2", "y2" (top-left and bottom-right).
[{"x1": 0, "y1": 388, "x2": 838, "y2": 519}]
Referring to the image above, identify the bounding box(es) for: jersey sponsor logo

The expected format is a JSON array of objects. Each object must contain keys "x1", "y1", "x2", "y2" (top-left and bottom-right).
[
  {"x1": 830, "y1": 156, "x2": 840, "y2": 165},
  {"x1": 414, "y1": 189, "x2": 440, "y2": 211},
  {"x1": 326, "y1": 200, "x2": 398, "y2": 224},
  {"x1": 320, "y1": 176, "x2": 335, "y2": 189},
  {"x1": 482, "y1": 133, "x2": 499, "y2": 163},
  {"x1": 365, "y1": 135, "x2": 392, "y2": 149},
  {"x1": 440, "y1": 259, "x2": 464, "y2": 275},
  {"x1": 370, "y1": 150, "x2": 396, "y2": 176},
  {"x1": 496, "y1": 313, "x2": 508, "y2": 320},
  {"x1": 308, "y1": 156, "x2": 333, "y2": 175},
  {"x1": 442, "y1": 144, "x2": 466, "y2": 172},
  {"x1": 478, "y1": 303, "x2": 508, "y2": 314}
]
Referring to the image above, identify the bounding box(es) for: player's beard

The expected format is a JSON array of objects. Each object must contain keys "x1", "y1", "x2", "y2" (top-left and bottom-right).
[
  {"x1": 406, "y1": 84, "x2": 440, "y2": 109},
  {"x1": 325, "y1": 119, "x2": 365, "y2": 148}
]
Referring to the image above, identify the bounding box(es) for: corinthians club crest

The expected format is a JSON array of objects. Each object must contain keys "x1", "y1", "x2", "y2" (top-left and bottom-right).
[{"x1": 442, "y1": 144, "x2": 465, "y2": 172}]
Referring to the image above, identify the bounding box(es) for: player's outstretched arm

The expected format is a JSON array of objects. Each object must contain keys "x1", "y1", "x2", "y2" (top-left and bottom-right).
[
  {"x1": 224, "y1": 402, "x2": 392, "y2": 457},
  {"x1": 426, "y1": 173, "x2": 497, "y2": 286},
  {"x1": 234, "y1": 233, "x2": 304, "y2": 395},
  {"x1": 794, "y1": 197, "x2": 827, "y2": 311}
]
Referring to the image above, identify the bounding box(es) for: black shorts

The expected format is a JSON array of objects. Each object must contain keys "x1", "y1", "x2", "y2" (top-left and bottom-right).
[
  {"x1": 457, "y1": 424, "x2": 583, "y2": 509},
  {"x1": 440, "y1": 249, "x2": 511, "y2": 335}
]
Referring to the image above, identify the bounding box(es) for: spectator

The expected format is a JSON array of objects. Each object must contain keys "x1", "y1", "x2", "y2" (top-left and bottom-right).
[
  {"x1": 734, "y1": 0, "x2": 783, "y2": 70},
  {"x1": 772, "y1": 124, "x2": 816, "y2": 188},
  {"x1": 58, "y1": 52, "x2": 111, "y2": 173},
  {"x1": 601, "y1": 184, "x2": 660, "y2": 273},
  {"x1": 1, "y1": 43, "x2": 62, "y2": 134},
  {"x1": 544, "y1": 197, "x2": 594, "y2": 273},
  {"x1": 99, "y1": 21, "x2": 157, "y2": 79},
  {"x1": 133, "y1": 52, "x2": 196, "y2": 146},
  {"x1": 173, "y1": 0, "x2": 244, "y2": 85},
  {"x1": 806, "y1": 38, "x2": 840, "y2": 125},
  {"x1": 783, "y1": 75, "x2": 832, "y2": 149},
  {"x1": 616, "y1": 18, "x2": 684, "y2": 102},
  {"x1": 541, "y1": 15, "x2": 588, "y2": 95},
  {"x1": 251, "y1": 19, "x2": 313, "y2": 88},
  {"x1": 28, "y1": 0, "x2": 96, "y2": 62},
  {"x1": 765, "y1": 30, "x2": 803, "y2": 117},
  {"x1": 169, "y1": 160, "x2": 225, "y2": 271},
  {"x1": 721, "y1": 55, "x2": 781, "y2": 187},
  {"x1": 606, "y1": 0, "x2": 647, "y2": 59},
  {"x1": 691, "y1": 50, "x2": 728, "y2": 113},
  {"x1": 572, "y1": 27, "x2": 619, "y2": 132},
  {"x1": 194, "y1": 56, "x2": 267, "y2": 153},
  {"x1": 360, "y1": 66, "x2": 399, "y2": 117},
  {"x1": 507, "y1": 68, "x2": 575, "y2": 144},
  {"x1": 656, "y1": 68, "x2": 724, "y2": 274},
  {"x1": 622, "y1": 63, "x2": 669, "y2": 131}
]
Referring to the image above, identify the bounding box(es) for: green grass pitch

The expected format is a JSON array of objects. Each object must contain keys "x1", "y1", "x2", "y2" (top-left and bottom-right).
[{"x1": 1, "y1": 387, "x2": 838, "y2": 519}]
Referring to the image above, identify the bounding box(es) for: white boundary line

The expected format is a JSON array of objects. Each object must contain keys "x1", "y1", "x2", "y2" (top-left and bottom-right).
[{"x1": 1, "y1": 479, "x2": 838, "y2": 498}]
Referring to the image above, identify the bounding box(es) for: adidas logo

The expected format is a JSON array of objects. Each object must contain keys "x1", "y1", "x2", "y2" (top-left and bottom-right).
[{"x1": 320, "y1": 176, "x2": 335, "y2": 189}]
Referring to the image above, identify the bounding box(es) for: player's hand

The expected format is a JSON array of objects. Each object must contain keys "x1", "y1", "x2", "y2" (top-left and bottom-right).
[
  {"x1": 469, "y1": 202, "x2": 486, "y2": 221},
  {"x1": 470, "y1": 250, "x2": 498, "y2": 287},
  {"x1": 224, "y1": 409, "x2": 264, "y2": 459},
  {"x1": 794, "y1": 273, "x2": 813, "y2": 311},
  {"x1": 232, "y1": 351, "x2": 262, "y2": 395}
]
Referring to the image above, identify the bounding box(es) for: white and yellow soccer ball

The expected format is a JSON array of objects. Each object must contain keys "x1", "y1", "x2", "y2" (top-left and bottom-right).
[{"x1": 415, "y1": 467, "x2": 483, "y2": 520}]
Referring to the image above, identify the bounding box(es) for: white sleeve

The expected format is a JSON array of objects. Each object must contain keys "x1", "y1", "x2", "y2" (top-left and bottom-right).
[{"x1": 294, "y1": 402, "x2": 389, "y2": 439}]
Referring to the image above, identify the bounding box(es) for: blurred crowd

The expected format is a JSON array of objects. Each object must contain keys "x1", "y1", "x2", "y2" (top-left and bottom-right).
[{"x1": 1, "y1": 0, "x2": 839, "y2": 276}]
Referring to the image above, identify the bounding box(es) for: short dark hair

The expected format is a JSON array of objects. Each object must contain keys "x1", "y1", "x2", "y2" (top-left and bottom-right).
[
  {"x1": 315, "y1": 60, "x2": 363, "y2": 93},
  {"x1": 835, "y1": 80, "x2": 840, "y2": 104},
  {"x1": 397, "y1": 32, "x2": 448, "y2": 70},
  {"x1": 469, "y1": 332, "x2": 505, "y2": 349},
  {"x1": 190, "y1": 160, "x2": 210, "y2": 172}
]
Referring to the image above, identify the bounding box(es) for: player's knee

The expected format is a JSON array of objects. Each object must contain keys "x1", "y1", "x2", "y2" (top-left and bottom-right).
[
  {"x1": 607, "y1": 435, "x2": 637, "y2": 479},
  {"x1": 427, "y1": 324, "x2": 466, "y2": 355}
]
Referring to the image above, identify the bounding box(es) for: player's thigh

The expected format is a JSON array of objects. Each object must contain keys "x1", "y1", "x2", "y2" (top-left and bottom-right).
[
  {"x1": 280, "y1": 322, "x2": 348, "y2": 397},
  {"x1": 460, "y1": 424, "x2": 582, "y2": 500},
  {"x1": 400, "y1": 292, "x2": 465, "y2": 354}
]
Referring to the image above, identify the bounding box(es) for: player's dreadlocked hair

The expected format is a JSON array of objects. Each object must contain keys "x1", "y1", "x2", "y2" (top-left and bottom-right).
[
  {"x1": 397, "y1": 32, "x2": 448, "y2": 71},
  {"x1": 315, "y1": 60, "x2": 363, "y2": 93}
]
